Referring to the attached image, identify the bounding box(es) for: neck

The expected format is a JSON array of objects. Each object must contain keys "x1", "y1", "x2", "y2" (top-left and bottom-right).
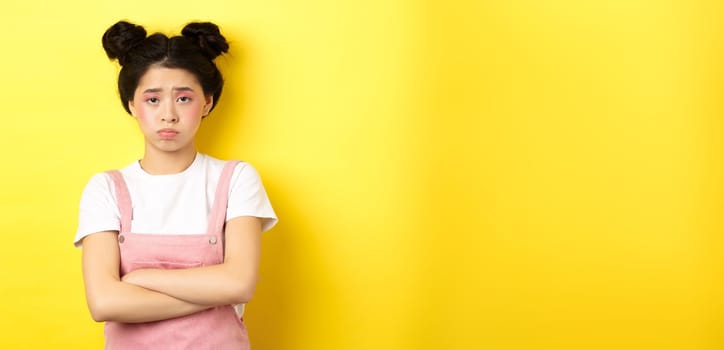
[{"x1": 139, "y1": 146, "x2": 197, "y2": 175}]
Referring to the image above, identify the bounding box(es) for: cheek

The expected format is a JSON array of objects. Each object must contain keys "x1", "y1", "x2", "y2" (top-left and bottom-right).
[
  {"x1": 133, "y1": 104, "x2": 154, "y2": 122},
  {"x1": 181, "y1": 106, "x2": 204, "y2": 122}
]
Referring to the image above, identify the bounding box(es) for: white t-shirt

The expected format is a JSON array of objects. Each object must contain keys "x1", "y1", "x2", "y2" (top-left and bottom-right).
[{"x1": 74, "y1": 153, "x2": 277, "y2": 246}]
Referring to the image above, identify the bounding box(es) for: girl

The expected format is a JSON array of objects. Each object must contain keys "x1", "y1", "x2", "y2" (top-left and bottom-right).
[{"x1": 75, "y1": 20, "x2": 277, "y2": 349}]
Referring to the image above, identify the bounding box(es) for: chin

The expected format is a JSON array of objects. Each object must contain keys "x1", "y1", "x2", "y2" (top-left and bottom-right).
[{"x1": 153, "y1": 144, "x2": 185, "y2": 153}]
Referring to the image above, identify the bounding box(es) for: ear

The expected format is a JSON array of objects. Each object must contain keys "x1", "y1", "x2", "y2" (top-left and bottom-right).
[
  {"x1": 203, "y1": 96, "x2": 214, "y2": 116},
  {"x1": 128, "y1": 100, "x2": 138, "y2": 117}
]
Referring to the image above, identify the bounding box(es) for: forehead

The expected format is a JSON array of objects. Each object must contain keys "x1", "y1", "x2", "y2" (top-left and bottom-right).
[{"x1": 136, "y1": 66, "x2": 202, "y2": 91}]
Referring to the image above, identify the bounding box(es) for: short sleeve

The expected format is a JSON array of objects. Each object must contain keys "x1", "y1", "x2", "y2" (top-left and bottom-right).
[
  {"x1": 74, "y1": 173, "x2": 121, "y2": 247},
  {"x1": 226, "y1": 163, "x2": 278, "y2": 232}
]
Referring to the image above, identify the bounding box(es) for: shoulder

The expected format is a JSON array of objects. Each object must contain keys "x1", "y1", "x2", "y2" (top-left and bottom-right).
[
  {"x1": 221, "y1": 158, "x2": 277, "y2": 231},
  {"x1": 82, "y1": 159, "x2": 139, "y2": 200},
  {"x1": 198, "y1": 153, "x2": 226, "y2": 168},
  {"x1": 197, "y1": 153, "x2": 239, "y2": 174},
  {"x1": 76, "y1": 171, "x2": 122, "y2": 247},
  {"x1": 201, "y1": 154, "x2": 268, "y2": 199},
  {"x1": 78, "y1": 172, "x2": 119, "y2": 222},
  {"x1": 231, "y1": 162, "x2": 262, "y2": 186},
  {"x1": 198, "y1": 153, "x2": 258, "y2": 180},
  {"x1": 78, "y1": 171, "x2": 122, "y2": 213},
  {"x1": 82, "y1": 172, "x2": 115, "y2": 197}
]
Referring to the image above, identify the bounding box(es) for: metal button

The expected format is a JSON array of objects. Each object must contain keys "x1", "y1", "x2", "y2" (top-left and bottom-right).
[
  {"x1": 209, "y1": 236, "x2": 217, "y2": 245},
  {"x1": 118, "y1": 235, "x2": 125, "y2": 243}
]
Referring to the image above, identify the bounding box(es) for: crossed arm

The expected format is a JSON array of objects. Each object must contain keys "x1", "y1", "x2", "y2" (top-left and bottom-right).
[{"x1": 81, "y1": 216, "x2": 262, "y2": 323}]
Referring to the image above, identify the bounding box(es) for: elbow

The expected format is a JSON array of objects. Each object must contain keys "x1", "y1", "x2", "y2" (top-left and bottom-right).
[
  {"x1": 87, "y1": 298, "x2": 112, "y2": 322},
  {"x1": 227, "y1": 281, "x2": 256, "y2": 305},
  {"x1": 90, "y1": 310, "x2": 109, "y2": 323},
  {"x1": 87, "y1": 292, "x2": 123, "y2": 322}
]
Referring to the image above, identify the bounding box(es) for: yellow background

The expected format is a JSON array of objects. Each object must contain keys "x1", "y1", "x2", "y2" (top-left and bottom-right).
[{"x1": 0, "y1": 0, "x2": 721, "y2": 349}]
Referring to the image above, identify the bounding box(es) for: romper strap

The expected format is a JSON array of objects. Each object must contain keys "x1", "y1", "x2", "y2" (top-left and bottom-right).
[
  {"x1": 105, "y1": 170, "x2": 133, "y2": 233},
  {"x1": 207, "y1": 160, "x2": 241, "y2": 234}
]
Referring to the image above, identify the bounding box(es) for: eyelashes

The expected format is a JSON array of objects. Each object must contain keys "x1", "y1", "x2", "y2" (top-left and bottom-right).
[{"x1": 143, "y1": 96, "x2": 193, "y2": 105}]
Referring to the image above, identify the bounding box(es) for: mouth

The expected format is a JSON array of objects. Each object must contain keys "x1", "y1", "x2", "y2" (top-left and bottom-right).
[{"x1": 157, "y1": 128, "x2": 179, "y2": 140}]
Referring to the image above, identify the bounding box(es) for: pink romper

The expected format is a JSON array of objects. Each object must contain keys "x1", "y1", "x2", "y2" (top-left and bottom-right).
[{"x1": 104, "y1": 160, "x2": 250, "y2": 349}]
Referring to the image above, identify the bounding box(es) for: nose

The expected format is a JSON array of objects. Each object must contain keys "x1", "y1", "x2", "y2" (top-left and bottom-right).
[{"x1": 161, "y1": 103, "x2": 178, "y2": 123}]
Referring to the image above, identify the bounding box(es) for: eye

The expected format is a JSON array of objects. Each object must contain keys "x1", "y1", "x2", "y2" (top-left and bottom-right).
[
  {"x1": 145, "y1": 97, "x2": 159, "y2": 104},
  {"x1": 177, "y1": 96, "x2": 192, "y2": 103}
]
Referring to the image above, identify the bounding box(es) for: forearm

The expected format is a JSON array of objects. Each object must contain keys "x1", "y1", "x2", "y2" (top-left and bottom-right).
[
  {"x1": 81, "y1": 231, "x2": 212, "y2": 323},
  {"x1": 122, "y1": 264, "x2": 255, "y2": 306},
  {"x1": 119, "y1": 217, "x2": 262, "y2": 307},
  {"x1": 87, "y1": 279, "x2": 212, "y2": 323}
]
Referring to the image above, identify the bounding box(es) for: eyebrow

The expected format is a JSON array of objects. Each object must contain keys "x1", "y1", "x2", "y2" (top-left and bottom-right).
[{"x1": 142, "y1": 87, "x2": 196, "y2": 93}]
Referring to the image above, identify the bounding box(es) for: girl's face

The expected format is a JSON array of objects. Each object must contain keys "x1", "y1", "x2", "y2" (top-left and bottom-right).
[{"x1": 128, "y1": 66, "x2": 213, "y2": 156}]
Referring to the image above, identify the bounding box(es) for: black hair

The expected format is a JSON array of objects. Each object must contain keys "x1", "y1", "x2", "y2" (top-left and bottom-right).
[{"x1": 102, "y1": 20, "x2": 229, "y2": 115}]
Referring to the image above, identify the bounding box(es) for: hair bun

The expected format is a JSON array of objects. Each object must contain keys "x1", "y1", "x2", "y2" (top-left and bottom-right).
[
  {"x1": 181, "y1": 22, "x2": 229, "y2": 59},
  {"x1": 102, "y1": 21, "x2": 147, "y2": 65}
]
